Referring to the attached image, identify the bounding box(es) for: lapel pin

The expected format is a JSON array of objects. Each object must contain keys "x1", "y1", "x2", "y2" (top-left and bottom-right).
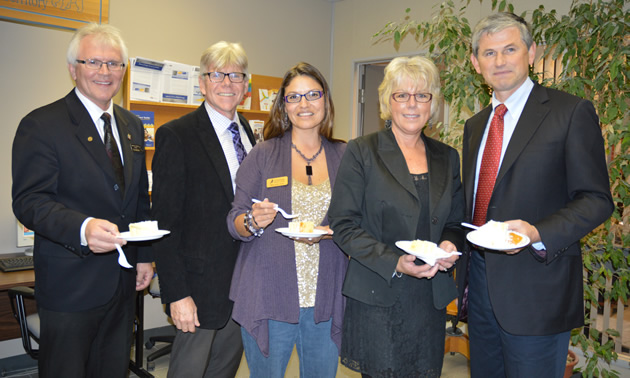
[
  {"x1": 87, "y1": 136, "x2": 93, "y2": 142},
  {"x1": 127, "y1": 133, "x2": 132, "y2": 140}
]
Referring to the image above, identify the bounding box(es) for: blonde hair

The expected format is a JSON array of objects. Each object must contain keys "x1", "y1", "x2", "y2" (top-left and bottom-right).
[
  {"x1": 200, "y1": 41, "x2": 248, "y2": 72},
  {"x1": 378, "y1": 56, "x2": 441, "y2": 120}
]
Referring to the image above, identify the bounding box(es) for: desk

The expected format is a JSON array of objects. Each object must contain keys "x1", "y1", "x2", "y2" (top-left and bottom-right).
[{"x1": 0, "y1": 269, "x2": 35, "y2": 341}]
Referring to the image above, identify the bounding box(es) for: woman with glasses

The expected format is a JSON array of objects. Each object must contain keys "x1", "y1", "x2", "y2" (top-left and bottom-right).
[
  {"x1": 328, "y1": 56, "x2": 465, "y2": 377},
  {"x1": 227, "y1": 62, "x2": 348, "y2": 377}
]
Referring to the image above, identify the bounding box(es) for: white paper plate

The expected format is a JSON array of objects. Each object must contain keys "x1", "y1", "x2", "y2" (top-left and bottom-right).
[
  {"x1": 466, "y1": 229, "x2": 530, "y2": 251},
  {"x1": 117, "y1": 230, "x2": 170, "y2": 242},
  {"x1": 395, "y1": 240, "x2": 461, "y2": 266},
  {"x1": 275, "y1": 227, "x2": 327, "y2": 239}
]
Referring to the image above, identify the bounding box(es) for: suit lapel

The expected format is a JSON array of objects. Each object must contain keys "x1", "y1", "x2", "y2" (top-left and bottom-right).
[
  {"x1": 377, "y1": 128, "x2": 418, "y2": 200},
  {"x1": 423, "y1": 134, "x2": 448, "y2": 216},
  {"x1": 496, "y1": 84, "x2": 550, "y2": 186},
  {"x1": 67, "y1": 92, "x2": 120, "y2": 189},
  {"x1": 194, "y1": 106, "x2": 235, "y2": 201}
]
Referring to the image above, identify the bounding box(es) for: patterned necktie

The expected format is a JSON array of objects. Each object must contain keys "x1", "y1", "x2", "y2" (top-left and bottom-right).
[
  {"x1": 228, "y1": 122, "x2": 247, "y2": 164},
  {"x1": 101, "y1": 112, "x2": 125, "y2": 195},
  {"x1": 473, "y1": 104, "x2": 507, "y2": 226}
]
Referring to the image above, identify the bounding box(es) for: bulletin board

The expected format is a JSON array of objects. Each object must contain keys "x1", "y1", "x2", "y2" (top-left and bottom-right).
[{"x1": 0, "y1": 0, "x2": 108, "y2": 30}]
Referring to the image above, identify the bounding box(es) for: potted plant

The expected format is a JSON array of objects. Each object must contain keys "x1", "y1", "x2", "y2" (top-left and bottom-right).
[{"x1": 374, "y1": 0, "x2": 629, "y2": 376}]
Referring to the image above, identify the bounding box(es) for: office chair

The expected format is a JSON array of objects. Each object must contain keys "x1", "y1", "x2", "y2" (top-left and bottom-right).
[
  {"x1": 144, "y1": 275, "x2": 174, "y2": 371},
  {"x1": 444, "y1": 298, "x2": 469, "y2": 359},
  {"x1": 8, "y1": 286, "x2": 39, "y2": 359}
]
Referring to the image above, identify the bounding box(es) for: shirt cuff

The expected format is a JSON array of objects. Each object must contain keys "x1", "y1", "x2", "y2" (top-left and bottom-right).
[
  {"x1": 530, "y1": 242, "x2": 547, "y2": 261},
  {"x1": 80, "y1": 217, "x2": 93, "y2": 246}
]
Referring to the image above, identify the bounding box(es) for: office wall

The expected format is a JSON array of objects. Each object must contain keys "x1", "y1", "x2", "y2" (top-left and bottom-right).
[{"x1": 330, "y1": 0, "x2": 572, "y2": 142}]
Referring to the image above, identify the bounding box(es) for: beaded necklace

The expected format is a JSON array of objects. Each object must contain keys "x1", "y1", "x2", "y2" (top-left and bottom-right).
[{"x1": 291, "y1": 141, "x2": 324, "y2": 185}]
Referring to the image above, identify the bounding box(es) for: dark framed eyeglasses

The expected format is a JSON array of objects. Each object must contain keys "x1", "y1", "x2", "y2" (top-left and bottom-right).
[
  {"x1": 202, "y1": 71, "x2": 247, "y2": 83},
  {"x1": 75, "y1": 59, "x2": 126, "y2": 71},
  {"x1": 391, "y1": 92, "x2": 433, "y2": 103},
  {"x1": 284, "y1": 90, "x2": 324, "y2": 103}
]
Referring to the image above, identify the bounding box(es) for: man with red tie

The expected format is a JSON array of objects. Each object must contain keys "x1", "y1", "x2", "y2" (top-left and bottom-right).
[{"x1": 459, "y1": 12, "x2": 613, "y2": 377}]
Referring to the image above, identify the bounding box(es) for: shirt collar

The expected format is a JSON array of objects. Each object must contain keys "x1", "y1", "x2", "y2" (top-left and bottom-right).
[
  {"x1": 491, "y1": 77, "x2": 534, "y2": 121},
  {"x1": 74, "y1": 88, "x2": 114, "y2": 125},
  {"x1": 204, "y1": 102, "x2": 240, "y2": 133}
]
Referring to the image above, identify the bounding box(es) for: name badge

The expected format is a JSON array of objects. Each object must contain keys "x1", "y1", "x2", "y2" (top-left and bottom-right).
[
  {"x1": 267, "y1": 176, "x2": 288, "y2": 188},
  {"x1": 131, "y1": 144, "x2": 144, "y2": 152}
]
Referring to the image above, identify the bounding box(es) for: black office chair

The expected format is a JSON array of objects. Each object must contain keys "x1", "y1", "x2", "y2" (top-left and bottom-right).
[
  {"x1": 144, "y1": 275, "x2": 174, "y2": 371},
  {"x1": 8, "y1": 286, "x2": 39, "y2": 359}
]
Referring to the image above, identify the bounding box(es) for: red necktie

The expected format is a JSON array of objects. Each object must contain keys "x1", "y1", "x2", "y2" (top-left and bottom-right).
[{"x1": 473, "y1": 104, "x2": 507, "y2": 226}]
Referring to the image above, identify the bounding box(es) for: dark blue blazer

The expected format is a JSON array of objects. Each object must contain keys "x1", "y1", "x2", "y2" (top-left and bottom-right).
[{"x1": 12, "y1": 89, "x2": 151, "y2": 312}]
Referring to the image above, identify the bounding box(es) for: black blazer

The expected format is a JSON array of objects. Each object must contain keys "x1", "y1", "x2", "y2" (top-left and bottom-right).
[
  {"x1": 459, "y1": 83, "x2": 613, "y2": 335},
  {"x1": 12, "y1": 89, "x2": 151, "y2": 312},
  {"x1": 151, "y1": 104, "x2": 255, "y2": 329},
  {"x1": 329, "y1": 128, "x2": 465, "y2": 310}
]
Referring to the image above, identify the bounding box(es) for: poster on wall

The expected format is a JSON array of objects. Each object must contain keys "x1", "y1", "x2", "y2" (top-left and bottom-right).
[
  {"x1": 16, "y1": 220, "x2": 34, "y2": 248},
  {"x1": 0, "y1": 0, "x2": 109, "y2": 30}
]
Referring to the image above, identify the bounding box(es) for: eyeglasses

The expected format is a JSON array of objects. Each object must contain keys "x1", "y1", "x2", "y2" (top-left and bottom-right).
[
  {"x1": 75, "y1": 59, "x2": 126, "y2": 71},
  {"x1": 284, "y1": 90, "x2": 324, "y2": 103},
  {"x1": 391, "y1": 92, "x2": 433, "y2": 103},
  {"x1": 202, "y1": 71, "x2": 247, "y2": 83}
]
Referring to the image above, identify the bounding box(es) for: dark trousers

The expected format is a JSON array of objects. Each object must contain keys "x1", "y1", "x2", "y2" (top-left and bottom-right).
[
  {"x1": 468, "y1": 250, "x2": 570, "y2": 378},
  {"x1": 38, "y1": 274, "x2": 135, "y2": 378},
  {"x1": 167, "y1": 318, "x2": 243, "y2": 378}
]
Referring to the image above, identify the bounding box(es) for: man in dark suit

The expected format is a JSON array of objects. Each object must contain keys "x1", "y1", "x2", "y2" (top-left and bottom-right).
[
  {"x1": 459, "y1": 13, "x2": 613, "y2": 377},
  {"x1": 12, "y1": 24, "x2": 153, "y2": 377},
  {"x1": 151, "y1": 41, "x2": 254, "y2": 377}
]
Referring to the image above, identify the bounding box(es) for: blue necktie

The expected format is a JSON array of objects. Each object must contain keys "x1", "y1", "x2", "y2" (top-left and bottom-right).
[{"x1": 228, "y1": 122, "x2": 247, "y2": 164}]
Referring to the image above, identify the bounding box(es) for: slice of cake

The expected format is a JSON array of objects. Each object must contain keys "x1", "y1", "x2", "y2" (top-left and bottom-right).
[
  {"x1": 129, "y1": 220, "x2": 159, "y2": 236},
  {"x1": 478, "y1": 220, "x2": 522, "y2": 247},
  {"x1": 288, "y1": 221, "x2": 315, "y2": 233},
  {"x1": 409, "y1": 240, "x2": 437, "y2": 254}
]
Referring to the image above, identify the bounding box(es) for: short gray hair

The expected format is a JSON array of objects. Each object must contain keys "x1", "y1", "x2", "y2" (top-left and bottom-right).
[
  {"x1": 471, "y1": 12, "x2": 533, "y2": 57},
  {"x1": 378, "y1": 55, "x2": 441, "y2": 120},
  {"x1": 200, "y1": 41, "x2": 248, "y2": 73},
  {"x1": 67, "y1": 23, "x2": 128, "y2": 66}
]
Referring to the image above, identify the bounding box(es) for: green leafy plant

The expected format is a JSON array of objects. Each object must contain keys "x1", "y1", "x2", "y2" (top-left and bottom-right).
[{"x1": 374, "y1": 0, "x2": 629, "y2": 376}]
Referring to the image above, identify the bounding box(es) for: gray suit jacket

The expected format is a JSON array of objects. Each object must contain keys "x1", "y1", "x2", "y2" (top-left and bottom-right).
[{"x1": 329, "y1": 128, "x2": 465, "y2": 309}]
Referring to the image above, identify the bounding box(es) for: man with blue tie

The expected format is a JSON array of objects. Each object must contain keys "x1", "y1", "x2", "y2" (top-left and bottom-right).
[
  {"x1": 12, "y1": 23, "x2": 153, "y2": 377},
  {"x1": 459, "y1": 12, "x2": 613, "y2": 377},
  {"x1": 151, "y1": 41, "x2": 255, "y2": 377}
]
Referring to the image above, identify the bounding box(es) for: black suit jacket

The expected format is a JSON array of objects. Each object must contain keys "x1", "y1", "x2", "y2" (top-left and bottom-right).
[
  {"x1": 330, "y1": 128, "x2": 465, "y2": 310},
  {"x1": 151, "y1": 104, "x2": 255, "y2": 329},
  {"x1": 459, "y1": 83, "x2": 613, "y2": 335},
  {"x1": 12, "y1": 89, "x2": 151, "y2": 312}
]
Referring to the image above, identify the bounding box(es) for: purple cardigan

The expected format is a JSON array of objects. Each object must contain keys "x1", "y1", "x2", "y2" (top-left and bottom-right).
[{"x1": 227, "y1": 131, "x2": 348, "y2": 357}]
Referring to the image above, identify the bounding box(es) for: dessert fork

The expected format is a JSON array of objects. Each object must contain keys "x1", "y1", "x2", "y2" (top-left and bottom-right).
[{"x1": 252, "y1": 198, "x2": 299, "y2": 219}]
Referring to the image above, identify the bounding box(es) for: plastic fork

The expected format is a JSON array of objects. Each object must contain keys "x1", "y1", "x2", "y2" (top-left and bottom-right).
[
  {"x1": 252, "y1": 198, "x2": 299, "y2": 219},
  {"x1": 115, "y1": 244, "x2": 133, "y2": 268}
]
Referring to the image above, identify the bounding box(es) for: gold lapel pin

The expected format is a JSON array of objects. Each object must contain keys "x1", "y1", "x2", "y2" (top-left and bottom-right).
[
  {"x1": 87, "y1": 136, "x2": 93, "y2": 142},
  {"x1": 127, "y1": 134, "x2": 132, "y2": 140}
]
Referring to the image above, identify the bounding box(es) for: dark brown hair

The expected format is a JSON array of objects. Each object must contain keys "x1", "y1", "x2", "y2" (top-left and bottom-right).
[{"x1": 264, "y1": 62, "x2": 340, "y2": 142}]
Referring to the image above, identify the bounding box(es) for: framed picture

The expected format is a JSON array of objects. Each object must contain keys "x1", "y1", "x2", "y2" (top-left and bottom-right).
[{"x1": 16, "y1": 220, "x2": 34, "y2": 248}]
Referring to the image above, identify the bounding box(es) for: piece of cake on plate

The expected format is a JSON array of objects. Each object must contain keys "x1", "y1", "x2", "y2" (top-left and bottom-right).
[
  {"x1": 288, "y1": 221, "x2": 315, "y2": 233},
  {"x1": 128, "y1": 220, "x2": 159, "y2": 236}
]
